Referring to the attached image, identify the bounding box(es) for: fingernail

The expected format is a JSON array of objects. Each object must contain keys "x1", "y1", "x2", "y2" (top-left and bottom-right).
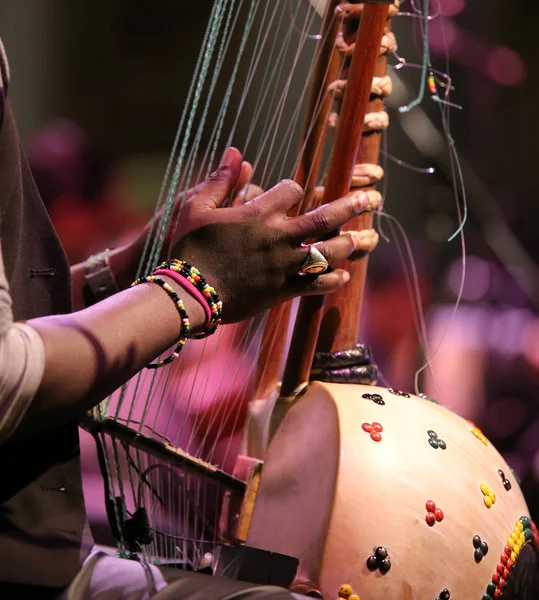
[
  {"x1": 353, "y1": 191, "x2": 369, "y2": 209},
  {"x1": 342, "y1": 271, "x2": 350, "y2": 283},
  {"x1": 220, "y1": 147, "x2": 236, "y2": 167}
]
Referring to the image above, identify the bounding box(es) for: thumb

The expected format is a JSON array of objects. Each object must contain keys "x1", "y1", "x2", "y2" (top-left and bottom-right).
[{"x1": 189, "y1": 148, "x2": 244, "y2": 212}]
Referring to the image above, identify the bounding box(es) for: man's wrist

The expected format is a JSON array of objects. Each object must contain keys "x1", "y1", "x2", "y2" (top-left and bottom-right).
[
  {"x1": 159, "y1": 274, "x2": 206, "y2": 335},
  {"x1": 107, "y1": 244, "x2": 141, "y2": 292},
  {"x1": 84, "y1": 249, "x2": 120, "y2": 306}
]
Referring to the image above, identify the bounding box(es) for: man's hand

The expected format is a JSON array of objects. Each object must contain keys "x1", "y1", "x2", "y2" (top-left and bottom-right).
[
  {"x1": 132, "y1": 157, "x2": 258, "y2": 268},
  {"x1": 91, "y1": 156, "x2": 261, "y2": 307},
  {"x1": 171, "y1": 148, "x2": 370, "y2": 323}
]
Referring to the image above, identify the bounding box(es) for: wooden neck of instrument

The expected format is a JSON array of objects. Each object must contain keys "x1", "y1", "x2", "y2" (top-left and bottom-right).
[
  {"x1": 317, "y1": 8, "x2": 392, "y2": 354},
  {"x1": 254, "y1": 0, "x2": 342, "y2": 401},
  {"x1": 280, "y1": 3, "x2": 390, "y2": 397}
]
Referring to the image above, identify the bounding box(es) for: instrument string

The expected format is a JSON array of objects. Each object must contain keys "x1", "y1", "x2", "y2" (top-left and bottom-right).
[
  {"x1": 246, "y1": 13, "x2": 347, "y2": 397},
  {"x1": 171, "y1": 2, "x2": 306, "y2": 438},
  {"x1": 255, "y1": 6, "x2": 319, "y2": 186},
  {"x1": 273, "y1": 17, "x2": 342, "y2": 186},
  {"x1": 155, "y1": 1, "x2": 312, "y2": 450},
  {"x1": 240, "y1": 3, "x2": 297, "y2": 159},
  {"x1": 175, "y1": 0, "x2": 325, "y2": 552},
  {"x1": 94, "y1": 0, "x2": 354, "y2": 564},
  {"x1": 112, "y1": 0, "x2": 228, "y2": 426},
  {"x1": 169, "y1": 0, "x2": 243, "y2": 212},
  {"x1": 200, "y1": 38, "x2": 343, "y2": 467},
  {"x1": 134, "y1": 0, "x2": 221, "y2": 280},
  {"x1": 148, "y1": 0, "x2": 257, "y2": 439},
  {"x1": 199, "y1": 320, "x2": 266, "y2": 464},
  {"x1": 227, "y1": 9, "x2": 343, "y2": 406},
  {"x1": 180, "y1": 2, "x2": 326, "y2": 454},
  {"x1": 118, "y1": 0, "x2": 251, "y2": 441},
  {"x1": 150, "y1": 0, "x2": 229, "y2": 270}
]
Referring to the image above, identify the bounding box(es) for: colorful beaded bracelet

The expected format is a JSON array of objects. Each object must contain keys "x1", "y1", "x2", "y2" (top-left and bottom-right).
[
  {"x1": 131, "y1": 275, "x2": 190, "y2": 369},
  {"x1": 152, "y1": 268, "x2": 212, "y2": 329},
  {"x1": 153, "y1": 259, "x2": 222, "y2": 339}
]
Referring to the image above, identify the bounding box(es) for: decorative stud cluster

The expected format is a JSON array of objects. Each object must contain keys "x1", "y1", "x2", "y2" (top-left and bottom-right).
[
  {"x1": 480, "y1": 484, "x2": 496, "y2": 509},
  {"x1": 337, "y1": 584, "x2": 360, "y2": 600},
  {"x1": 362, "y1": 392, "x2": 385, "y2": 406},
  {"x1": 366, "y1": 546, "x2": 391, "y2": 574},
  {"x1": 498, "y1": 469, "x2": 511, "y2": 491},
  {"x1": 427, "y1": 430, "x2": 447, "y2": 450},
  {"x1": 354, "y1": 391, "x2": 536, "y2": 598},
  {"x1": 473, "y1": 535, "x2": 489, "y2": 563},
  {"x1": 362, "y1": 422, "x2": 383, "y2": 442},
  {"x1": 388, "y1": 388, "x2": 410, "y2": 398},
  {"x1": 471, "y1": 426, "x2": 488, "y2": 446},
  {"x1": 482, "y1": 517, "x2": 538, "y2": 599},
  {"x1": 425, "y1": 500, "x2": 444, "y2": 527}
]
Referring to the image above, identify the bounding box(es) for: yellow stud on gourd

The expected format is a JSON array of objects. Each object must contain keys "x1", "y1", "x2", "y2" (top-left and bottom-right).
[{"x1": 338, "y1": 584, "x2": 353, "y2": 599}]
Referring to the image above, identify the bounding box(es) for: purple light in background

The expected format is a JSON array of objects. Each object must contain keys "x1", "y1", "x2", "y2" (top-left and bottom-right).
[
  {"x1": 485, "y1": 46, "x2": 527, "y2": 86},
  {"x1": 447, "y1": 256, "x2": 490, "y2": 302},
  {"x1": 439, "y1": 0, "x2": 466, "y2": 17},
  {"x1": 428, "y1": 17, "x2": 459, "y2": 54}
]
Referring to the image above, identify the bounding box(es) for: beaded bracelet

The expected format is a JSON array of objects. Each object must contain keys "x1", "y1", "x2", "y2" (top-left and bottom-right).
[
  {"x1": 131, "y1": 275, "x2": 190, "y2": 369},
  {"x1": 152, "y1": 259, "x2": 222, "y2": 339},
  {"x1": 153, "y1": 268, "x2": 212, "y2": 328}
]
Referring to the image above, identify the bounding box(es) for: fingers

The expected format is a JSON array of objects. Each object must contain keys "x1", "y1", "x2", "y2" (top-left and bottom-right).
[
  {"x1": 289, "y1": 269, "x2": 350, "y2": 296},
  {"x1": 234, "y1": 161, "x2": 253, "y2": 195},
  {"x1": 288, "y1": 190, "x2": 369, "y2": 241},
  {"x1": 288, "y1": 229, "x2": 377, "y2": 296},
  {"x1": 230, "y1": 183, "x2": 265, "y2": 208},
  {"x1": 187, "y1": 147, "x2": 244, "y2": 212},
  {"x1": 241, "y1": 179, "x2": 304, "y2": 218},
  {"x1": 306, "y1": 231, "x2": 369, "y2": 267}
]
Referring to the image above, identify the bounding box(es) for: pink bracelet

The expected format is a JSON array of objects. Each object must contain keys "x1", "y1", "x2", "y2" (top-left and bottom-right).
[{"x1": 153, "y1": 268, "x2": 212, "y2": 328}]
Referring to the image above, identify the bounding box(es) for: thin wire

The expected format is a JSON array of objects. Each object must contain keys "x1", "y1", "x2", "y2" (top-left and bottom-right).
[
  {"x1": 381, "y1": 149, "x2": 435, "y2": 174},
  {"x1": 256, "y1": 6, "x2": 319, "y2": 185},
  {"x1": 136, "y1": 0, "x2": 235, "y2": 428},
  {"x1": 413, "y1": 104, "x2": 468, "y2": 396},
  {"x1": 398, "y1": 0, "x2": 430, "y2": 114},
  {"x1": 182, "y1": 2, "x2": 323, "y2": 452},
  {"x1": 378, "y1": 212, "x2": 443, "y2": 399},
  {"x1": 99, "y1": 0, "x2": 364, "y2": 561},
  {"x1": 113, "y1": 0, "x2": 226, "y2": 424},
  {"x1": 168, "y1": 4, "x2": 286, "y2": 440},
  {"x1": 289, "y1": 0, "x2": 322, "y2": 40}
]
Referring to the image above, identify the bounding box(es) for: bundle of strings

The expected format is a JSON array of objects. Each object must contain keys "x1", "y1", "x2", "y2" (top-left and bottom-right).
[
  {"x1": 82, "y1": 0, "x2": 470, "y2": 580},
  {"x1": 84, "y1": 0, "x2": 351, "y2": 568}
]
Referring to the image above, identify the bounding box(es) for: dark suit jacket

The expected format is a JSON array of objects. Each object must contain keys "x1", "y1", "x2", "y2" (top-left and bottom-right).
[{"x1": 0, "y1": 101, "x2": 93, "y2": 595}]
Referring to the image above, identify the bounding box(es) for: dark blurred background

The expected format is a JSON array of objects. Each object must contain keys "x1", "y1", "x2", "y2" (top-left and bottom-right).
[{"x1": 3, "y1": 0, "x2": 539, "y2": 535}]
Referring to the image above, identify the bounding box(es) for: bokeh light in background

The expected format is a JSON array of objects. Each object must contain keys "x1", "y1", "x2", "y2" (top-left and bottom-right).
[
  {"x1": 486, "y1": 46, "x2": 527, "y2": 86},
  {"x1": 438, "y1": 0, "x2": 466, "y2": 17},
  {"x1": 426, "y1": 1, "x2": 527, "y2": 88},
  {"x1": 427, "y1": 17, "x2": 459, "y2": 54}
]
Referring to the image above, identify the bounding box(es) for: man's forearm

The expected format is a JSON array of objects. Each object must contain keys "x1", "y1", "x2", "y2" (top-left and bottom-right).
[{"x1": 14, "y1": 276, "x2": 205, "y2": 439}]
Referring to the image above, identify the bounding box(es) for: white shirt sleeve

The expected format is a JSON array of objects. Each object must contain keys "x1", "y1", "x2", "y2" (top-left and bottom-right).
[{"x1": 0, "y1": 239, "x2": 46, "y2": 444}]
